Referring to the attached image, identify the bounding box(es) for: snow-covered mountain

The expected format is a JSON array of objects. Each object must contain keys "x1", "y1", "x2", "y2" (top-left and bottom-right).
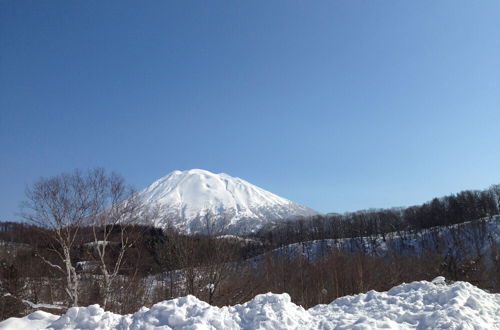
[{"x1": 138, "y1": 169, "x2": 319, "y2": 234}]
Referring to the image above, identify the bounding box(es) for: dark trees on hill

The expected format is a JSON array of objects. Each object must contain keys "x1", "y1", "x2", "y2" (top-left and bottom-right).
[{"x1": 258, "y1": 185, "x2": 500, "y2": 248}]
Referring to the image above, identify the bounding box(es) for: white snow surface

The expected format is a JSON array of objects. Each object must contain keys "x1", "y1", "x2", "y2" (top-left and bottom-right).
[
  {"x1": 138, "y1": 169, "x2": 319, "y2": 234},
  {"x1": 2, "y1": 279, "x2": 498, "y2": 329}
]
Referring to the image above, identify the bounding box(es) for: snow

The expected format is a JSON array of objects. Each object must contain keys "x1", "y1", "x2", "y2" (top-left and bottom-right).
[
  {"x1": 76, "y1": 261, "x2": 99, "y2": 273},
  {"x1": 2, "y1": 278, "x2": 498, "y2": 329},
  {"x1": 309, "y1": 279, "x2": 500, "y2": 329},
  {"x1": 2, "y1": 293, "x2": 64, "y2": 312},
  {"x1": 83, "y1": 241, "x2": 109, "y2": 247},
  {"x1": 254, "y1": 216, "x2": 500, "y2": 262},
  {"x1": 20, "y1": 300, "x2": 63, "y2": 310},
  {"x1": 138, "y1": 169, "x2": 319, "y2": 234},
  {"x1": 0, "y1": 311, "x2": 58, "y2": 330},
  {"x1": 432, "y1": 276, "x2": 446, "y2": 285}
]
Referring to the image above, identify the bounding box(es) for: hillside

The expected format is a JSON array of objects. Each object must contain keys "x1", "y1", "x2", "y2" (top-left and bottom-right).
[{"x1": 253, "y1": 216, "x2": 500, "y2": 262}]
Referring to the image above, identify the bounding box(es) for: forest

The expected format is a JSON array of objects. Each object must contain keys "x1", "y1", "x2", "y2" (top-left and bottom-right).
[{"x1": 0, "y1": 176, "x2": 499, "y2": 320}]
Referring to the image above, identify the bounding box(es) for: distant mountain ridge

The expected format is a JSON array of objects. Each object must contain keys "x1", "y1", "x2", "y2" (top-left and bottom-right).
[{"x1": 137, "y1": 169, "x2": 319, "y2": 234}]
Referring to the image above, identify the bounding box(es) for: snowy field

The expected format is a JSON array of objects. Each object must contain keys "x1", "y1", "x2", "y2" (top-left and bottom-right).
[{"x1": 1, "y1": 277, "x2": 498, "y2": 329}]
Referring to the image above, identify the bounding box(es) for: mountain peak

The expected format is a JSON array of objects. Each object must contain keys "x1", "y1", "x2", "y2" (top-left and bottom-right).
[{"x1": 138, "y1": 169, "x2": 319, "y2": 234}]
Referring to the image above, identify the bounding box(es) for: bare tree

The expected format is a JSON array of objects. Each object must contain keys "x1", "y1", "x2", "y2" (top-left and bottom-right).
[
  {"x1": 21, "y1": 169, "x2": 95, "y2": 306},
  {"x1": 21, "y1": 168, "x2": 153, "y2": 308},
  {"x1": 162, "y1": 212, "x2": 236, "y2": 303},
  {"x1": 198, "y1": 213, "x2": 237, "y2": 304},
  {"x1": 85, "y1": 169, "x2": 156, "y2": 309},
  {"x1": 166, "y1": 229, "x2": 199, "y2": 296}
]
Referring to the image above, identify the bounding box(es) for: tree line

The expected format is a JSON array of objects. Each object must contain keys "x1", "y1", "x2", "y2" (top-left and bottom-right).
[
  {"x1": 256, "y1": 185, "x2": 500, "y2": 248},
  {"x1": 0, "y1": 168, "x2": 498, "y2": 320}
]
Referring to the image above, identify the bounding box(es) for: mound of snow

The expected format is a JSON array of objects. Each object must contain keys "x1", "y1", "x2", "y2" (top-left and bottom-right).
[
  {"x1": 0, "y1": 311, "x2": 58, "y2": 330},
  {"x1": 309, "y1": 279, "x2": 499, "y2": 329},
  {"x1": 1, "y1": 279, "x2": 498, "y2": 329},
  {"x1": 138, "y1": 169, "x2": 319, "y2": 234}
]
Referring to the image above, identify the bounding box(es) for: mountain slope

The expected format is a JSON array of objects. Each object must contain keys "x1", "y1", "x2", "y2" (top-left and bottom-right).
[
  {"x1": 138, "y1": 169, "x2": 319, "y2": 234},
  {"x1": 249, "y1": 216, "x2": 500, "y2": 262}
]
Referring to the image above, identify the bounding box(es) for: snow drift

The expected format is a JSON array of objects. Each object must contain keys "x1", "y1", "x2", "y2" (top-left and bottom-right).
[
  {"x1": 1, "y1": 278, "x2": 498, "y2": 329},
  {"x1": 138, "y1": 169, "x2": 319, "y2": 234}
]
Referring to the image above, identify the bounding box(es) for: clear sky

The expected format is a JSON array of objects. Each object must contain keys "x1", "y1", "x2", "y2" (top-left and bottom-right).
[{"x1": 1, "y1": 1, "x2": 499, "y2": 220}]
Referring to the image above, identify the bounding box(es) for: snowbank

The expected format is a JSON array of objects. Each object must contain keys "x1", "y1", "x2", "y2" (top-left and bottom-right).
[{"x1": 1, "y1": 278, "x2": 498, "y2": 329}]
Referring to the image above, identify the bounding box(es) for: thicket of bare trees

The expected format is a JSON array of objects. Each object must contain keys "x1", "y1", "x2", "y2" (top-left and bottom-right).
[
  {"x1": 17, "y1": 168, "x2": 155, "y2": 309},
  {"x1": 1, "y1": 216, "x2": 497, "y2": 319},
  {"x1": 0, "y1": 173, "x2": 498, "y2": 321},
  {"x1": 258, "y1": 185, "x2": 500, "y2": 248},
  {"x1": 147, "y1": 215, "x2": 239, "y2": 304}
]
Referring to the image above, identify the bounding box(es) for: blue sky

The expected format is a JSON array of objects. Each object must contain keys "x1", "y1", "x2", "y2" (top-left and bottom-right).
[{"x1": 1, "y1": 1, "x2": 499, "y2": 219}]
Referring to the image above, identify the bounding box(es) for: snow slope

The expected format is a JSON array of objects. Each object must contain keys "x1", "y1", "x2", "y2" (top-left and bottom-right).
[
  {"x1": 138, "y1": 169, "x2": 319, "y2": 234},
  {"x1": 1, "y1": 278, "x2": 498, "y2": 329},
  {"x1": 255, "y1": 216, "x2": 500, "y2": 262}
]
